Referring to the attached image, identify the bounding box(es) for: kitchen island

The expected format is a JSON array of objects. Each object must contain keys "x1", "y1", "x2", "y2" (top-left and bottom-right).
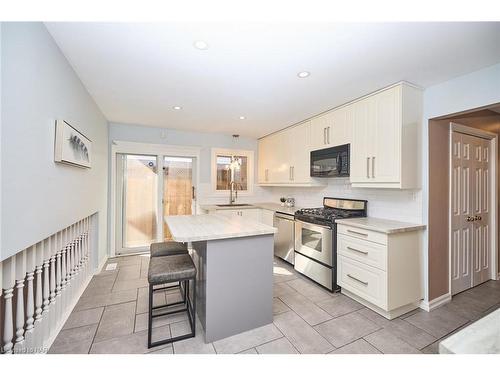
[{"x1": 164, "y1": 214, "x2": 277, "y2": 342}]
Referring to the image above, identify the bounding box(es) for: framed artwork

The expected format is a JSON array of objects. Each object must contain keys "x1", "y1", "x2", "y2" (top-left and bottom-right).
[{"x1": 54, "y1": 120, "x2": 92, "y2": 168}]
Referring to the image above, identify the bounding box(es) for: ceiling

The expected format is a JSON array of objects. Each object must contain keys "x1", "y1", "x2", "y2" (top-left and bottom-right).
[{"x1": 45, "y1": 22, "x2": 500, "y2": 138}]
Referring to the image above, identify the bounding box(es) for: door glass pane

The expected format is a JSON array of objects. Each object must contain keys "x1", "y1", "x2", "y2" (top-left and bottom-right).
[
  {"x1": 163, "y1": 156, "x2": 193, "y2": 240},
  {"x1": 122, "y1": 155, "x2": 158, "y2": 248},
  {"x1": 301, "y1": 228, "x2": 322, "y2": 252}
]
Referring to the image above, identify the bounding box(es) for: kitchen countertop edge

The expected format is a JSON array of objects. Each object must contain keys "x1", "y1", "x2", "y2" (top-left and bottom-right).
[{"x1": 336, "y1": 217, "x2": 426, "y2": 234}]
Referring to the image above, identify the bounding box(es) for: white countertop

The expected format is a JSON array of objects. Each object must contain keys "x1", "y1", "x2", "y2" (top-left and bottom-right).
[
  {"x1": 164, "y1": 214, "x2": 277, "y2": 242},
  {"x1": 439, "y1": 307, "x2": 500, "y2": 353},
  {"x1": 336, "y1": 217, "x2": 426, "y2": 234},
  {"x1": 200, "y1": 202, "x2": 300, "y2": 216}
]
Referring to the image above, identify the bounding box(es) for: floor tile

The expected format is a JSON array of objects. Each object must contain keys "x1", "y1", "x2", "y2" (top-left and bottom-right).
[
  {"x1": 171, "y1": 319, "x2": 215, "y2": 354},
  {"x1": 148, "y1": 346, "x2": 174, "y2": 354},
  {"x1": 48, "y1": 338, "x2": 93, "y2": 354},
  {"x1": 94, "y1": 301, "x2": 136, "y2": 343},
  {"x1": 256, "y1": 337, "x2": 299, "y2": 354},
  {"x1": 286, "y1": 278, "x2": 334, "y2": 303},
  {"x1": 273, "y1": 310, "x2": 334, "y2": 354},
  {"x1": 273, "y1": 298, "x2": 290, "y2": 315},
  {"x1": 273, "y1": 282, "x2": 296, "y2": 297},
  {"x1": 316, "y1": 294, "x2": 364, "y2": 319},
  {"x1": 116, "y1": 264, "x2": 141, "y2": 281},
  {"x1": 135, "y1": 311, "x2": 188, "y2": 332},
  {"x1": 75, "y1": 289, "x2": 137, "y2": 311},
  {"x1": 90, "y1": 329, "x2": 172, "y2": 354},
  {"x1": 213, "y1": 323, "x2": 283, "y2": 354},
  {"x1": 82, "y1": 275, "x2": 116, "y2": 297},
  {"x1": 314, "y1": 311, "x2": 380, "y2": 348},
  {"x1": 364, "y1": 329, "x2": 421, "y2": 354},
  {"x1": 63, "y1": 307, "x2": 104, "y2": 330},
  {"x1": 446, "y1": 292, "x2": 493, "y2": 320},
  {"x1": 50, "y1": 324, "x2": 98, "y2": 351},
  {"x1": 404, "y1": 305, "x2": 469, "y2": 339},
  {"x1": 238, "y1": 348, "x2": 258, "y2": 354},
  {"x1": 136, "y1": 286, "x2": 167, "y2": 314},
  {"x1": 112, "y1": 277, "x2": 149, "y2": 292},
  {"x1": 359, "y1": 308, "x2": 436, "y2": 349},
  {"x1": 279, "y1": 292, "x2": 332, "y2": 325},
  {"x1": 330, "y1": 339, "x2": 381, "y2": 354},
  {"x1": 421, "y1": 341, "x2": 440, "y2": 354},
  {"x1": 273, "y1": 263, "x2": 298, "y2": 284}
]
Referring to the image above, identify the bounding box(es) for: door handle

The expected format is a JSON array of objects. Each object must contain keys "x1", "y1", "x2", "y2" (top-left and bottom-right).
[
  {"x1": 466, "y1": 216, "x2": 473, "y2": 222},
  {"x1": 372, "y1": 156, "x2": 375, "y2": 178},
  {"x1": 347, "y1": 274, "x2": 368, "y2": 286},
  {"x1": 474, "y1": 215, "x2": 482, "y2": 221},
  {"x1": 346, "y1": 246, "x2": 369, "y2": 255},
  {"x1": 366, "y1": 157, "x2": 370, "y2": 178}
]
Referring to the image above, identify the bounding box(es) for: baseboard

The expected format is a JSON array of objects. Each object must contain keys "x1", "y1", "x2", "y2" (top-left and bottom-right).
[
  {"x1": 97, "y1": 254, "x2": 109, "y2": 273},
  {"x1": 419, "y1": 292, "x2": 451, "y2": 312}
]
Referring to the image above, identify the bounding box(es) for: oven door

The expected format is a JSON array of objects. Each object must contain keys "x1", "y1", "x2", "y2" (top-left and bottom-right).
[{"x1": 294, "y1": 220, "x2": 332, "y2": 266}]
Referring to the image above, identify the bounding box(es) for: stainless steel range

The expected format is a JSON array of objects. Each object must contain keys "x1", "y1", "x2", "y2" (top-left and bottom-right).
[{"x1": 294, "y1": 197, "x2": 367, "y2": 292}]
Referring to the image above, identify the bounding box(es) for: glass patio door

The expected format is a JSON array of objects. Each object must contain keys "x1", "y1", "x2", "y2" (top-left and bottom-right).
[{"x1": 116, "y1": 153, "x2": 196, "y2": 255}]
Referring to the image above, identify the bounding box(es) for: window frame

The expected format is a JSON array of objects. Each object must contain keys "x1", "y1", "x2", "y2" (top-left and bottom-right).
[{"x1": 210, "y1": 148, "x2": 254, "y2": 196}]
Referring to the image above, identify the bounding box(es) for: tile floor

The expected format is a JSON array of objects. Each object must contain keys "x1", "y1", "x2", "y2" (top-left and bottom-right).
[{"x1": 49, "y1": 254, "x2": 500, "y2": 354}]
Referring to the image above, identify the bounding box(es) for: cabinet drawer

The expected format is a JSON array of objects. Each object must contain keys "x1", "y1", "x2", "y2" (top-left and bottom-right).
[
  {"x1": 337, "y1": 234, "x2": 387, "y2": 271},
  {"x1": 338, "y1": 255, "x2": 387, "y2": 308},
  {"x1": 337, "y1": 224, "x2": 388, "y2": 245}
]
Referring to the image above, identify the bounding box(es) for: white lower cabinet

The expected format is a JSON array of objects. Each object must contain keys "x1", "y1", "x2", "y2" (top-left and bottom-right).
[{"x1": 337, "y1": 223, "x2": 423, "y2": 319}]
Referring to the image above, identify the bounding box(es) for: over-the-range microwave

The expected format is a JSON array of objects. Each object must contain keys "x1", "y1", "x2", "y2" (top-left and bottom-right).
[{"x1": 310, "y1": 144, "x2": 350, "y2": 178}]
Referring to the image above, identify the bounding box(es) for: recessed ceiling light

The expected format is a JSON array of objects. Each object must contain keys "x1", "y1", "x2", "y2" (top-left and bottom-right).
[
  {"x1": 173, "y1": 106, "x2": 182, "y2": 110},
  {"x1": 239, "y1": 116, "x2": 246, "y2": 120},
  {"x1": 297, "y1": 71, "x2": 310, "y2": 78},
  {"x1": 193, "y1": 40, "x2": 209, "y2": 50}
]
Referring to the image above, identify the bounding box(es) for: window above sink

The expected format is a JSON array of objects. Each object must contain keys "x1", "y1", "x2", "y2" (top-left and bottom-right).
[{"x1": 211, "y1": 148, "x2": 254, "y2": 196}]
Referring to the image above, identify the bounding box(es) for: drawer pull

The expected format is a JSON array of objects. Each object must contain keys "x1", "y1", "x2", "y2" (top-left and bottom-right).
[
  {"x1": 347, "y1": 274, "x2": 368, "y2": 286},
  {"x1": 347, "y1": 229, "x2": 368, "y2": 236},
  {"x1": 347, "y1": 246, "x2": 368, "y2": 255}
]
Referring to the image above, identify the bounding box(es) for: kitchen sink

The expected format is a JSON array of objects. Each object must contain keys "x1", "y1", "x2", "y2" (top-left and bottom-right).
[{"x1": 216, "y1": 204, "x2": 253, "y2": 207}]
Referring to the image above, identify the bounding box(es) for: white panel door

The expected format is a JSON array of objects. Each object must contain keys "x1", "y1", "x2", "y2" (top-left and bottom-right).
[
  {"x1": 450, "y1": 131, "x2": 491, "y2": 295},
  {"x1": 350, "y1": 98, "x2": 372, "y2": 183}
]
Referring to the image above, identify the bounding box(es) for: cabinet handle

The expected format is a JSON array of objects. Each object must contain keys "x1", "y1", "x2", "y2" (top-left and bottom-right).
[
  {"x1": 366, "y1": 157, "x2": 370, "y2": 178},
  {"x1": 346, "y1": 246, "x2": 368, "y2": 255},
  {"x1": 327, "y1": 127, "x2": 330, "y2": 144},
  {"x1": 265, "y1": 169, "x2": 269, "y2": 182},
  {"x1": 347, "y1": 229, "x2": 368, "y2": 237},
  {"x1": 372, "y1": 156, "x2": 375, "y2": 178},
  {"x1": 291, "y1": 166, "x2": 294, "y2": 181},
  {"x1": 347, "y1": 274, "x2": 369, "y2": 286},
  {"x1": 323, "y1": 128, "x2": 327, "y2": 145}
]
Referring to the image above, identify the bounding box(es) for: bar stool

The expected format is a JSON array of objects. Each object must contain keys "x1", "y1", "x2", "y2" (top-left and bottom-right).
[
  {"x1": 149, "y1": 241, "x2": 188, "y2": 295},
  {"x1": 147, "y1": 254, "x2": 196, "y2": 348}
]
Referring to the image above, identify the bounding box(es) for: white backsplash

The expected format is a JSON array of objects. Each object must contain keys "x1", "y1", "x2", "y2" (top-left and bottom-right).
[
  {"x1": 264, "y1": 178, "x2": 423, "y2": 224},
  {"x1": 197, "y1": 179, "x2": 423, "y2": 224}
]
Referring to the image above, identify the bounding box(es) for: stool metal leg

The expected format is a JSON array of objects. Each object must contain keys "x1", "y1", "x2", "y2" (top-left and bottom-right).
[{"x1": 147, "y1": 284, "x2": 153, "y2": 349}]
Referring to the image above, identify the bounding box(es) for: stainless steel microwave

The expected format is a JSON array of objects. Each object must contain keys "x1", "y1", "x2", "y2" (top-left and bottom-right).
[{"x1": 310, "y1": 144, "x2": 350, "y2": 178}]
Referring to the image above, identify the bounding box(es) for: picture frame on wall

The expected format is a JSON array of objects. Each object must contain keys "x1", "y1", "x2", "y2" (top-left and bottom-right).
[{"x1": 54, "y1": 119, "x2": 92, "y2": 168}]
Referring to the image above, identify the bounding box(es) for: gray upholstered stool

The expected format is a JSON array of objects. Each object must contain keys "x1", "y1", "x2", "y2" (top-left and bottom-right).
[
  {"x1": 147, "y1": 254, "x2": 196, "y2": 348},
  {"x1": 150, "y1": 241, "x2": 188, "y2": 257}
]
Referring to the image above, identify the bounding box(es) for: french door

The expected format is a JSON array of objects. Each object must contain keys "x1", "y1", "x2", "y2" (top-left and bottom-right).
[
  {"x1": 450, "y1": 129, "x2": 491, "y2": 295},
  {"x1": 116, "y1": 153, "x2": 196, "y2": 255}
]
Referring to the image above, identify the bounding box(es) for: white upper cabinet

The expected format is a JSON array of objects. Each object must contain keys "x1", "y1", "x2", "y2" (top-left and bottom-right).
[
  {"x1": 350, "y1": 83, "x2": 422, "y2": 189},
  {"x1": 258, "y1": 82, "x2": 422, "y2": 189}
]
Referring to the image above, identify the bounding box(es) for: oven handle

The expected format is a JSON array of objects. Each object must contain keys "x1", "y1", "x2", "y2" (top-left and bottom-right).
[{"x1": 295, "y1": 219, "x2": 332, "y2": 230}]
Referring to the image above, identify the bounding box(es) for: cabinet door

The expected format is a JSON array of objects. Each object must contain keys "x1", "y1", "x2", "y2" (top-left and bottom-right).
[
  {"x1": 260, "y1": 209, "x2": 275, "y2": 226},
  {"x1": 240, "y1": 208, "x2": 261, "y2": 221},
  {"x1": 271, "y1": 132, "x2": 292, "y2": 183},
  {"x1": 215, "y1": 209, "x2": 238, "y2": 218},
  {"x1": 329, "y1": 106, "x2": 352, "y2": 147},
  {"x1": 350, "y1": 98, "x2": 372, "y2": 183},
  {"x1": 258, "y1": 137, "x2": 270, "y2": 183},
  {"x1": 289, "y1": 122, "x2": 311, "y2": 183},
  {"x1": 372, "y1": 86, "x2": 401, "y2": 183},
  {"x1": 310, "y1": 115, "x2": 329, "y2": 150}
]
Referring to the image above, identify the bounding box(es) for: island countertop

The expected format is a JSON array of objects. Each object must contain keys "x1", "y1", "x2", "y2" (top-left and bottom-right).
[{"x1": 165, "y1": 214, "x2": 277, "y2": 242}]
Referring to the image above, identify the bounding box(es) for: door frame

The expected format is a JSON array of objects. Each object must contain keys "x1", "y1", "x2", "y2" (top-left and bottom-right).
[
  {"x1": 448, "y1": 122, "x2": 498, "y2": 295},
  {"x1": 110, "y1": 141, "x2": 201, "y2": 257}
]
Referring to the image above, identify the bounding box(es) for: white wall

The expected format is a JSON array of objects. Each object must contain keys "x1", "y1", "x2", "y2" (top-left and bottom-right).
[
  {"x1": 420, "y1": 62, "x2": 500, "y2": 302},
  {"x1": 1, "y1": 23, "x2": 109, "y2": 263}
]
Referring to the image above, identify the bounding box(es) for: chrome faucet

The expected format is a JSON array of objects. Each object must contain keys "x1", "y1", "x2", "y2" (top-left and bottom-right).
[{"x1": 229, "y1": 181, "x2": 242, "y2": 204}]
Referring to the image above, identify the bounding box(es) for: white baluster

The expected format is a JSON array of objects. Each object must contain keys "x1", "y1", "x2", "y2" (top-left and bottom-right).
[
  {"x1": 13, "y1": 251, "x2": 27, "y2": 353},
  {"x1": 65, "y1": 226, "x2": 73, "y2": 303},
  {"x1": 33, "y1": 242, "x2": 44, "y2": 350},
  {"x1": 24, "y1": 246, "x2": 36, "y2": 350},
  {"x1": 2, "y1": 257, "x2": 16, "y2": 354},
  {"x1": 49, "y1": 235, "x2": 57, "y2": 334},
  {"x1": 61, "y1": 228, "x2": 68, "y2": 318},
  {"x1": 42, "y1": 238, "x2": 51, "y2": 346}
]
